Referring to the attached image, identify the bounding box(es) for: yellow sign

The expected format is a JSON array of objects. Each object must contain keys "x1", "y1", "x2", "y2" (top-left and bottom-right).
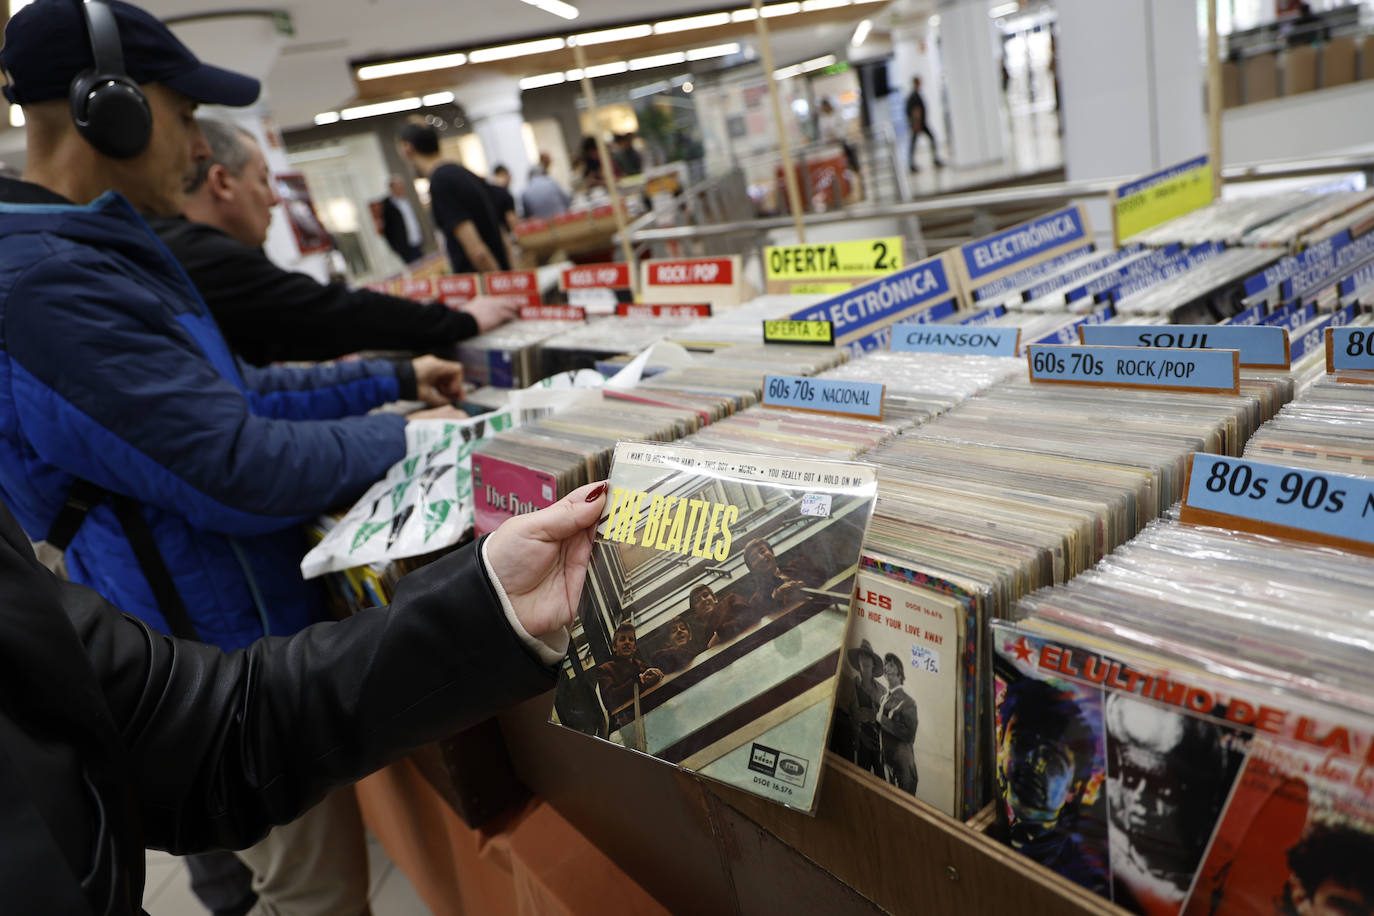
[
  {"x1": 762, "y1": 319, "x2": 835, "y2": 346},
  {"x1": 764, "y1": 237, "x2": 903, "y2": 281},
  {"x1": 789, "y1": 282, "x2": 854, "y2": 294},
  {"x1": 1114, "y1": 155, "x2": 1213, "y2": 244}
]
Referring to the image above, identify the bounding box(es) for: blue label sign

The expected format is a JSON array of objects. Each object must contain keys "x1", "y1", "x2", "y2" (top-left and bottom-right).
[
  {"x1": 958, "y1": 304, "x2": 1007, "y2": 325},
  {"x1": 959, "y1": 207, "x2": 1089, "y2": 282},
  {"x1": 970, "y1": 244, "x2": 1096, "y2": 301},
  {"x1": 1242, "y1": 231, "x2": 1350, "y2": 298},
  {"x1": 789, "y1": 255, "x2": 951, "y2": 346},
  {"x1": 1221, "y1": 303, "x2": 1266, "y2": 326},
  {"x1": 1027, "y1": 345, "x2": 1238, "y2": 392},
  {"x1": 1030, "y1": 305, "x2": 1116, "y2": 346},
  {"x1": 892, "y1": 325, "x2": 1019, "y2": 356},
  {"x1": 1080, "y1": 324, "x2": 1290, "y2": 368},
  {"x1": 1329, "y1": 327, "x2": 1374, "y2": 371},
  {"x1": 1183, "y1": 454, "x2": 1374, "y2": 549},
  {"x1": 1339, "y1": 260, "x2": 1374, "y2": 298},
  {"x1": 1291, "y1": 304, "x2": 1358, "y2": 362},
  {"x1": 1262, "y1": 302, "x2": 1316, "y2": 331},
  {"x1": 762, "y1": 374, "x2": 885, "y2": 419}
]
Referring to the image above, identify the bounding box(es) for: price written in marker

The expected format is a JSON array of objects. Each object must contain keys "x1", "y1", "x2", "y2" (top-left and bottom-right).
[
  {"x1": 1027, "y1": 344, "x2": 1239, "y2": 394},
  {"x1": 1181, "y1": 454, "x2": 1374, "y2": 556}
]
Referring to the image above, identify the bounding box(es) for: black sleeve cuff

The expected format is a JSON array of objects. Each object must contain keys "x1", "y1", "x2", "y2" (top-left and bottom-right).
[{"x1": 393, "y1": 359, "x2": 418, "y2": 400}]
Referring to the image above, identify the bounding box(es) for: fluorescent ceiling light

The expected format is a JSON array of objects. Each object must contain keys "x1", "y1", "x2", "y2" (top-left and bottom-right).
[
  {"x1": 653, "y1": 11, "x2": 730, "y2": 34},
  {"x1": 574, "y1": 23, "x2": 652, "y2": 44},
  {"x1": 802, "y1": 0, "x2": 849, "y2": 9},
  {"x1": 313, "y1": 111, "x2": 341, "y2": 125},
  {"x1": 850, "y1": 18, "x2": 871, "y2": 46},
  {"x1": 520, "y1": 71, "x2": 567, "y2": 89},
  {"x1": 584, "y1": 61, "x2": 629, "y2": 77},
  {"x1": 357, "y1": 52, "x2": 465, "y2": 80},
  {"x1": 467, "y1": 37, "x2": 566, "y2": 63},
  {"x1": 564, "y1": 68, "x2": 584, "y2": 80},
  {"x1": 9, "y1": 105, "x2": 24, "y2": 127},
  {"x1": 853, "y1": 0, "x2": 887, "y2": 4},
  {"x1": 629, "y1": 80, "x2": 671, "y2": 100},
  {"x1": 519, "y1": 0, "x2": 579, "y2": 19},
  {"x1": 802, "y1": 53, "x2": 836, "y2": 71},
  {"x1": 761, "y1": 2, "x2": 802, "y2": 17},
  {"x1": 630, "y1": 51, "x2": 687, "y2": 71},
  {"x1": 988, "y1": 1, "x2": 1019, "y2": 16},
  {"x1": 288, "y1": 145, "x2": 349, "y2": 163},
  {"x1": 730, "y1": 8, "x2": 758, "y2": 20},
  {"x1": 340, "y1": 97, "x2": 422, "y2": 120},
  {"x1": 773, "y1": 63, "x2": 802, "y2": 80},
  {"x1": 422, "y1": 91, "x2": 455, "y2": 106},
  {"x1": 686, "y1": 42, "x2": 740, "y2": 60}
]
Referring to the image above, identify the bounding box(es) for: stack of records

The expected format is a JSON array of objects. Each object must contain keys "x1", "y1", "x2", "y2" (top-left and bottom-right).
[
  {"x1": 457, "y1": 319, "x2": 596, "y2": 388},
  {"x1": 538, "y1": 316, "x2": 704, "y2": 377},
  {"x1": 815, "y1": 349, "x2": 1024, "y2": 427},
  {"x1": 993, "y1": 517, "x2": 1374, "y2": 915},
  {"x1": 1245, "y1": 376, "x2": 1374, "y2": 474},
  {"x1": 551, "y1": 441, "x2": 879, "y2": 812},
  {"x1": 830, "y1": 376, "x2": 1285, "y2": 820},
  {"x1": 1130, "y1": 191, "x2": 1352, "y2": 248}
]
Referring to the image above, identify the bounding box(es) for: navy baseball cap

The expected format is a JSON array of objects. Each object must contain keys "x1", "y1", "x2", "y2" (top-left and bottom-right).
[{"x1": 1, "y1": 0, "x2": 260, "y2": 107}]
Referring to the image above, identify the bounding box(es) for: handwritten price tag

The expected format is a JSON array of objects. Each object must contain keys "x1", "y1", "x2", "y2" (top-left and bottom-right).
[{"x1": 910, "y1": 644, "x2": 941, "y2": 675}]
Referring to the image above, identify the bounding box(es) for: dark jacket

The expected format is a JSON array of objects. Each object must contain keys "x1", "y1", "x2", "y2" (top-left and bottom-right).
[
  {"x1": 0, "y1": 179, "x2": 409, "y2": 650},
  {"x1": 380, "y1": 197, "x2": 423, "y2": 264},
  {"x1": 0, "y1": 497, "x2": 555, "y2": 915},
  {"x1": 151, "y1": 216, "x2": 477, "y2": 366}
]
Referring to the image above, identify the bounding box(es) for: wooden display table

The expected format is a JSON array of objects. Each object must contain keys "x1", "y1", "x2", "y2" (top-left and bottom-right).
[{"x1": 495, "y1": 690, "x2": 1121, "y2": 916}]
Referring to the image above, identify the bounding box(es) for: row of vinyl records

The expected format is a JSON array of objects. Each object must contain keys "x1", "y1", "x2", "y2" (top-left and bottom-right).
[{"x1": 324, "y1": 198, "x2": 1374, "y2": 916}]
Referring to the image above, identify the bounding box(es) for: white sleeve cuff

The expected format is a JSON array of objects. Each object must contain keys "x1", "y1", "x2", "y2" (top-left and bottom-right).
[{"x1": 481, "y1": 537, "x2": 569, "y2": 666}]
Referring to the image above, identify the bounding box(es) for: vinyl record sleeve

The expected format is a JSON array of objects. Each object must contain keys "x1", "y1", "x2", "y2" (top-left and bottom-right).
[{"x1": 551, "y1": 441, "x2": 878, "y2": 812}]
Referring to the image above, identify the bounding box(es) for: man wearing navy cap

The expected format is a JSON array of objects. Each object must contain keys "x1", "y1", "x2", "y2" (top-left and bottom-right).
[{"x1": 0, "y1": 2, "x2": 537, "y2": 914}]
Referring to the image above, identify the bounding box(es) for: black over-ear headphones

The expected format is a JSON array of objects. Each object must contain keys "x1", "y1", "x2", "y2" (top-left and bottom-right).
[{"x1": 69, "y1": 0, "x2": 152, "y2": 158}]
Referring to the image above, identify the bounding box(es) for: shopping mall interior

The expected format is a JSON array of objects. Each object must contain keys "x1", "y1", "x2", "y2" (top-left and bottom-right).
[{"x1": 3, "y1": 0, "x2": 1374, "y2": 913}]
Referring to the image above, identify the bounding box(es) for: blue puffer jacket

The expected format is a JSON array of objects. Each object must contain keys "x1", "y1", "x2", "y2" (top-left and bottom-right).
[{"x1": 0, "y1": 181, "x2": 409, "y2": 650}]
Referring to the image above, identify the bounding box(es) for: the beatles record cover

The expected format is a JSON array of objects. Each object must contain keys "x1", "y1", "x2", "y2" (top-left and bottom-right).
[{"x1": 551, "y1": 440, "x2": 877, "y2": 812}]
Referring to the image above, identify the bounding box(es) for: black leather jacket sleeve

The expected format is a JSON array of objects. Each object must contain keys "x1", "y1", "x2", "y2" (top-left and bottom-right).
[{"x1": 66, "y1": 537, "x2": 554, "y2": 854}]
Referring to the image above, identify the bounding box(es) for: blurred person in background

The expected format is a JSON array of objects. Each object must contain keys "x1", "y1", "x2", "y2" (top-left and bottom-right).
[
  {"x1": 398, "y1": 121, "x2": 510, "y2": 274},
  {"x1": 155, "y1": 120, "x2": 518, "y2": 366},
  {"x1": 523, "y1": 152, "x2": 572, "y2": 218},
  {"x1": 486, "y1": 163, "x2": 519, "y2": 233},
  {"x1": 380, "y1": 173, "x2": 424, "y2": 264},
  {"x1": 905, "y1": 75, "x2": 944, "y2": 172}
]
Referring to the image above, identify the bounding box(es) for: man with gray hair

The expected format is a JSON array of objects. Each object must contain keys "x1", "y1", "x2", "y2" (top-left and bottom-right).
[{"x1": 152, "y1": 118, "x2": 518, "y2": 367}]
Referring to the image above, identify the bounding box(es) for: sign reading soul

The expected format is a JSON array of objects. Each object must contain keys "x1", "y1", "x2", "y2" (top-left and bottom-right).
[
  {"x1": 1181, "y1": 454, "x2": 1374, "y2": 557},
  {"x1": 762, "y1": 374, "x2": 884, "y2": 420},
  {"x1": 892, "y1": 325, "x2": 1020, "y2": 357},
  {"x1": 1026, "y1": 344, "x2": 1239, "y2": 394},
  {"x1": 1080, "y1": 323, "x2": 1290, "y2": 369},
  {"x1": 1113, "y1": 155, "x2": 1213, "y2": 244}
]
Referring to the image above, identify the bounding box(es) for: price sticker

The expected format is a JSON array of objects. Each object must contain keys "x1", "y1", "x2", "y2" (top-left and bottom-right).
[
  {"x1": 910, "y1": 644, "x2": 941, "y2": 675},
  {"x1": 1027, "y1": 344, "x2": 1238, "y2": 394},
  {"x1": 763, "y1": 320, "x2": 834, "y2": 346},
  {"x1": 1181, "y1": 454, "x2": 1374, "y2": 556}
]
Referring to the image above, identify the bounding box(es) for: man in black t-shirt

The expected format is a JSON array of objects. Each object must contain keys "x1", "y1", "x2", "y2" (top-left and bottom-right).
[
  {"x1": 399, "y1": 123, "x2": 510, "y2": 274},
  {"x1": 487, "y1": 164, "x2": 519, "y2": 234}
]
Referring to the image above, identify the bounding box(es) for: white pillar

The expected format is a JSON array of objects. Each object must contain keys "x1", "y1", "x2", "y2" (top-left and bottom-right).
[
  {"x1": 457, "y1": 73, "x2": 531, "y2": 198},
  {"x1": 1057, "y1": 0, "x2": 1206, "y2": 231},
  {"x1": 938, "y1": 0, "x2": 1005, "y2": 168},
  {"x1": 168, "y1": 15, "x2": 329, "y2": 280}
]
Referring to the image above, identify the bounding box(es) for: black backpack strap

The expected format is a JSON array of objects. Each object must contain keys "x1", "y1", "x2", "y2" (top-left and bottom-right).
[{"x1": 47, "y1": 481, "x2": 202, "y2": 641}]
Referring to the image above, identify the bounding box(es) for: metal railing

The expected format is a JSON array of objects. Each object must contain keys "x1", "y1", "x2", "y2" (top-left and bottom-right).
[{"x1": 620, "y1": 151, "x2": 1374, "y2": 251}]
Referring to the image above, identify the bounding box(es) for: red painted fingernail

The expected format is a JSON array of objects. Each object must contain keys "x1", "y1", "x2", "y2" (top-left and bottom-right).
[{"x1": 584, "y1": 483, "x2": 608, "y2": 502}]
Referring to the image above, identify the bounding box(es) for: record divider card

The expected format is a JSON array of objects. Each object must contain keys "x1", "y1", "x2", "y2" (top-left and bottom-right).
[
  {"x1": 1180, "y1": 453, "x2": 1374, "y2": 557},
  {"x1": 762, "y1": 374, "x2": 885, "y2": 421},
  {"x1": 1026, "y1": 344, "x2": 1240, "y2": 395}
]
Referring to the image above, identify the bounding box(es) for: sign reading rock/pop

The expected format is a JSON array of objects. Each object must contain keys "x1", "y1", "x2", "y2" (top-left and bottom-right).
[
  {"x1": 481, "y1": 270, "x2": 540, "y2": 307},
  {"x1": 640, "y1": 256, "x2": 744, "y2": 309},
  {"x1": 1027, "y1": 344, "x2": 1239, "y2": 394},
  {"x1": 436, "y1": 274, "x2": 478, "y2": 307}
]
